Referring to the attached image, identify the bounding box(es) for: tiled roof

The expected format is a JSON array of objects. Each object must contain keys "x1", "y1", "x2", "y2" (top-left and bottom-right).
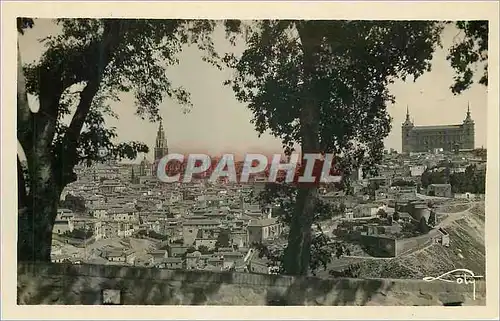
[
  {"x1": 248, "y1": 218, "x2": 278, "y2": 227},
  {"x1": 183, "y1": 219, "x2": 220, "y2": 226}
]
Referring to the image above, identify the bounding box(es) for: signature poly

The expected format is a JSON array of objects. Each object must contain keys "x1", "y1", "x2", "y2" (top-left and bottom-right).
[{"x1": 423, "y1": 268, "x2": 483, "y2": 300}]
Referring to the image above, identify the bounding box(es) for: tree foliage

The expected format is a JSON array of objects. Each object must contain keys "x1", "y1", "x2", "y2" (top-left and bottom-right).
[
  {"x1": 63, "y1": 228, "x2": 93, "y2": 240},
  {"x1": 215, "y1": 229, "x2": 231, "y2": 249},
  {"x1": 224, "y1": 20, "x2": 444, "y2": 275},
  {"x1": 197, "y1": 245, "x2": 213, "y2": 255},
  {"x1": 224, "y1": 20, "x2": 444, "y2": 163},
  {"x1": 377, "y1": 208, "x2": 388, "y2": 219},
  {"x1": 449, "y1": 164, "x2": 486, "y2": 194},
  {"x1": 391, "y1": 179, "x2": 416, "y2": 187},
  {"x1": 421, "y1": 167, "x2": 450, "y2": 188},
  {"x1": 17, "y1": 18, "x2": 223, "y2": 261},
  {"x1": 17, "y1": 17, "x2": 34, "y2": 34},
  {"x1": 21, "y1": 19, "x2": 223, "y2": 184},
  {"x1": 418, "y1": 216, "x2": 430, "y2": 234},
  {"x1": 428, "y1": 211, "x2": 437, "y2": 227},
  {"x1": 421, "y1": 164, "x2": 486, "y2": 193},
  {"x1": 447, "y1": 21, "x2": 488, "y2": 94}
]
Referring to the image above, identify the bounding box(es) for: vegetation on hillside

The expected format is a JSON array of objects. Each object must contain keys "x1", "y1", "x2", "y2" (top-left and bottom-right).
[
  {"x1": 421, "y1": 164, "x2": 486, "y2": 194},
  {"x1": 63, "y1": 228, "x2": 93, "y2": 240}
]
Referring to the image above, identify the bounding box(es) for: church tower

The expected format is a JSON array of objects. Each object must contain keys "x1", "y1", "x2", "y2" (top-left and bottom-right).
[
  {"x1": 401, "y1": 106, "x2": 414, "y2": 153},
  {"x1": 154, "y1": 121, "x2": 169, "y2": 162},
  {"x1": 462, "y1": 102, "x2": 475, "y2": 150}
]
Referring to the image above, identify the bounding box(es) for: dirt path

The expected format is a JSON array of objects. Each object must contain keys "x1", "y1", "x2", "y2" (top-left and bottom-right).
[
  {"x1": 398, "y1": 202, "x2": 481, "y2": 258},
  {"x1": 436, "y1": 202, "x2": 478, "y2": 228},
  {"x1": 343, "y1": 255, "x2": 393, "y2": 260}
]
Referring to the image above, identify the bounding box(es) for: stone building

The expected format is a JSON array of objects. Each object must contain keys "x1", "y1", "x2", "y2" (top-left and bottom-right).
[
  {"x1": 246, "y1": 218, "x2": 283, "y2": 244},
  {"x1": 402, "y1": 105, "x2": 474, "y2": 153},
  {"x1": 427, "y1": 183, "x2": 453, "y2": 198}
]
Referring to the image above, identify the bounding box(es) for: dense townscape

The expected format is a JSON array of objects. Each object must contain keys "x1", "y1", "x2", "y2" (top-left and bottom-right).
[
  {"x1": 13, "y1": 16, "x2": 490, "y2": 308},
  {"x1": 43, "y1": 109, "x2": 487, "y2": 278}
]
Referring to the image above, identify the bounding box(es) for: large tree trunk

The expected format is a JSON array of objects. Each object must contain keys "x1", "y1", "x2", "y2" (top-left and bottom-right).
[
  {"x1": 16, "y1": 21, "x2": 124, "y2": 262},
  {"x1": 17, "y1": 35, "x2": 62, "y2": 262},
  {"x1": 18, "y1": 189, "x2": 59, "y2": 262},
  {"x1": 18, "y1": 127, "x2": 62, "y2": 262},
  {"x1": 282, "y1": 22, "x2": 322, "y2": 276},
  {"x1": 17, "y1": 156, "x2": 28, "y2": 211}
]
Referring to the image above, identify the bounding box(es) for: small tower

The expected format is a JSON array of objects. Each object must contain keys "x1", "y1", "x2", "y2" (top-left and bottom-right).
[
  {"x1": 462, "y1": 102, "x2": 475, "y2": 150},
  {"x1": 131, "y1": 166, "x2": 139, "y2": 184},
  {"x1": 401, "y1": 106, "x2": 414, "y2": 153},
  {"x1": 139, "y1": 156, "x2": 150, "y2": 176}
]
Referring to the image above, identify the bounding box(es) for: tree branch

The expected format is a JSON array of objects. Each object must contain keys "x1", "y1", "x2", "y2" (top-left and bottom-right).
[
  {"x1": 56, "y1": 19, "x2": 125, "y2": 187},
  {"x1": 17, "y1": 41, "x2": 34, "y2": 152}
]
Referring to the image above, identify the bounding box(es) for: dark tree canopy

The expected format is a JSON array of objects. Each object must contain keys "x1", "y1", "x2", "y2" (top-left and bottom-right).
[
  {"x1": 377, "y1": 208, "x2": 388, "y2": 219},
  {"x1": 418, "y1": 216, "x2": 430, "y2": 234},
  {"x1": 447, "y1": 21, "x2": 488, "y2": 94},
  {"x1": 225, "y1": 21, "x2": 443, "y2": 169},
  {"x1": 63, "y1": 228, "x2": 93, "y2": 240},
  {"x1": 224, "y1": 20, "x2": 444, "y2": 275},
  {"x1": 422, "y1": 164, "x2": 486, "y2": 194},
  {"x1": 428, "y1": 211, "x2": 437, "y2": 227},
  {"x1": 215, "y1": 229, "x2": 231, "y2": 249},
  {"x1": 16, "y1": 18, "x2": 226, "y2": 262},
  {"x1": 16, "y1": 18, "x2": 34, "y2": 34},
  {"x1": 391, "y1": 179, "x2": 416, "y2": 187}
]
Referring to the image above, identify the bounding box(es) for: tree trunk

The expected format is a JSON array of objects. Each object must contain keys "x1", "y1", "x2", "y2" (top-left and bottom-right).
[
  {"x1": 18, "y1": 142, "x2": 62, "y2": 262},
  {"x1": 282, "y1": 22, "x2": 322, "y2": 276},
  {"x1": 16, "y1": 21, "x2": 123, "y2": 262},
  {"x1": 18, "y1": 194, "x2": 58, "y2": 262},
  {"x1": 18, "y1": 176, "x2": 61, "y2": 262},
  {"x1": 17, "y1": 156, "x2": 28, "y2": 211}
]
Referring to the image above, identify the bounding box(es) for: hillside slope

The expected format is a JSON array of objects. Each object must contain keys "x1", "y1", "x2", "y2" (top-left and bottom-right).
[{"x1": 354, "y1": 202, "x2": 485, "y2": 279}]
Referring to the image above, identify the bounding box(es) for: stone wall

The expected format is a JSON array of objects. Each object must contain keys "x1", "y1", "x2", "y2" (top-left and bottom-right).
[
  {"x1": 359, "y1": 235, "x2": 397, "y2": 257},
  {"x1": 395, "y1": 229, "x2": 439, "y2": 256},
  {"x1": 17, "y1": 263, "x2": 486, "y2": 306},
  {"x1": 357, "y1": 231, "x2": 438, "y2": 258}
]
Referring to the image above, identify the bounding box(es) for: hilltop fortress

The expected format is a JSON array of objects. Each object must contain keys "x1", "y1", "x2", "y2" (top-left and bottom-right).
[{"x1": 402, "y1": 104, "x2": 475, "y2": 153}]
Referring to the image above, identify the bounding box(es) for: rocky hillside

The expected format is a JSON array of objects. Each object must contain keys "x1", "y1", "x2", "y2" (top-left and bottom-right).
[{"x1": 353, "y1": 202, "x2": 485, "y2": 279}]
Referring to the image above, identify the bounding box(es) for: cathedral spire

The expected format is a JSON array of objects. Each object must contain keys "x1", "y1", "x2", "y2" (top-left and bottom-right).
[
  {"x1": 464, "y1": 102, "x2": 473, "y2": 123},
  {"x1": 158, "y1": 121, "x2": 164, "y2": 134},
  {"x1": 405, "y1": 105, "x2": 413, "y2": 122},
  {"x1": 403, "y1": 105, "x2": 413, "y2": 127},
  {"x1": 154, "y1": 120, "x2": 169, "y2": 161}
]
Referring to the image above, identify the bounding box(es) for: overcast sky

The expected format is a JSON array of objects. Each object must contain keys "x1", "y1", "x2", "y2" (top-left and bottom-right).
[{"x1": 18, "y1": 19, "x2": 488, "y2": 162}]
